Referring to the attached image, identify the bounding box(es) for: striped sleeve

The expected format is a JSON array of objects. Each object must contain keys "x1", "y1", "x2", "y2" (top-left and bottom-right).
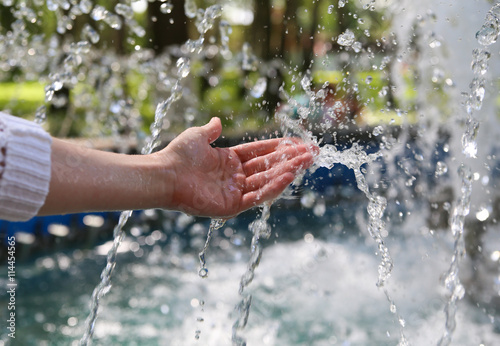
[{"x1": 0, "y1": 112, "x2": 52, "y2": 221}]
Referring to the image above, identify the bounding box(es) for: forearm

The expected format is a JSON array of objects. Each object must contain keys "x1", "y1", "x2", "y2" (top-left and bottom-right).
[{"x1": 38, "y1": 138, "x2": 174, "y2": 215}]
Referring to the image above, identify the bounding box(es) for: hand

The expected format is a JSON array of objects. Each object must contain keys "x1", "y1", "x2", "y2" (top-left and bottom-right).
[{"x1": 157, "y1": 117, "x2": 315, "y2": 218}]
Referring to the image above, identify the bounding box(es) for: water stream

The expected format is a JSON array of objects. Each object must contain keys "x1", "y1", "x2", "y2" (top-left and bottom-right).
[
  {"x1": 1, "y1": 1, "x2": 500, "y2": 345},
  {"x1": 438, "y1": 3, "x2": 500, "y2": 345}
]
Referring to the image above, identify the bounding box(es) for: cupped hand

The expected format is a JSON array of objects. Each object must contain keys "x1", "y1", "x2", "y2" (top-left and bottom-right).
[{"x1": 157, "y1": 117, "x2": 315, "y2": 218}]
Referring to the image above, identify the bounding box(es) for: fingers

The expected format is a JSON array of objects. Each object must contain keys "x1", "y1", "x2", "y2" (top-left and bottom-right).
[
  {"x1": 238, "y1": 150, "x2": 313, "y2": 212},
  {"x1": 234, "y1": 137, "x2": 317, "y2": 215},
  {"x1": 243, "y1": 152, "x2": 313, "y2": 194},
  {"x1": 233, "y1": 137, "x2": 304, "y2": 162},
  {"x1": 201, "y1": 117, "x2": 222, "y2": 144},
  {"x1": 241, "y1": 143, "x2": 310, "y2": 176},
  {"x1": 232, "y1": 138, "x2": 282, "y2": 161},
  {"x1": 239, "y1": 172, "x2": 295, "y2": 212}
]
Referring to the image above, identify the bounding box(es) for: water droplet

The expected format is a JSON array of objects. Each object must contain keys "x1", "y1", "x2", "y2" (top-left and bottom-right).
[
  {"x1": 313, "y1": 202, "x2": 326, "y2": 217},
  {"x1": 46, "y1": 0, "x2": 58, "y2": 11},
  {"x1": 160, "y1": 2, "x2": 173, "y2": 14},
  {"x1": 242, "y1": 42, "x2": 258, "y2": 71},
  {"x1": 476, "y1": 207, "x2": 490, "y2": 221},
  {"x1": 104, "y1": 13, "x2": 122, "y2": 30},
  {"x1": 414, "y1": 153, "x2": 424, "y2": 161},
  {"x1": 176, "y1": 57, "x2": 190, "y2": 78},
  {"x1": 79, "y1": 0, "x2": 92, "y2": 14},
  {"x1": 129, "y1": 19, "x2": 146, "y2": 38},
  {"x1": 435, "y1": 161, "x2": 448, "y2": 176},
  {"x1": 115, "y1": 3, "x2": 134, "y2": 19},
  {"x1": 45, "y1": 85, "x2": 55, "y2": 102},
  {"x1": 250, "y1": 77, "x2": 267, "y2": 98},
  {"x1": 372, "y1": 125, "x2": 383, "y2": 136},
  {"x1": 52, "y1": 80, "x2": 63, "y2": 91},
  {"x1": 196, "y1": 6, "x2": 222, "y2": 34},
  {"x1": 337, "y1": 29, "x2": 355, "y2": 47},
  {"x1": 352, "y1": 41, "x2": 362, "y2": 53},
  {"x1": 34, "y1": 105, "x2": 47, "y2": 125},
  {"x1": 249, "y1": 219, "x2": 271, "y2": 238},
  {"x1": 338, "y1": 0, "x2": 346, "y2": 8},
  {"x1": 390, "y1": 303, "x2": 397, "y2": 313},
  {"x1": 471, "y1": 48, "x2": 491, "y2": 76},
  {"x1": 405, "y1": 176, "x2": 416, "y2": 187},
  {"x1": 198, "y1": 267, "x2": 208, "y2": 278},
  {"x1": 328, "y1": 5, "x2": 334, "y2": 14},
  {"x1": 82, "y1": 24, "x2": 100, "y2": 44},
  {"x1": 429, "y1": 38, "x2": 441, "y2": 49},
  {"x1": 432, "y1": 68, "x2": 444, "y2": 83},
  {"x1": 184, "y1": 37, "x2": 204, "y2": 53},
  {"x1": 365, "y1": 75, "x2": 373, "y2": 85},
  {"x1": 462, "y1": 119, "x2": 479, "y2": 158},
  {"x1": 378, "y1": 86, "x2": 388, "y2": 97},
  {"x1": 476, "y1": 18, "x2": 500, "y2": 46},
  {"x1": 91, "y1": 5, "x2": 107, "y2": 21},
  {"x1": 184, "y1": 0, "x2": 197, "y2": 18},
  {"x1": 300, "y1": 75, "x2": 311, "y2": 92},
  {"x1": 453, "y1": 284, "x2": 465, "y2": 300},
  {"x1": 219, "y1": 20, "x2": 232, "y2": 55},
  {"x1": 301, "y1": 190, "x2": 316, "y2": 208},
  {"x1": 399, "y1": 317, "x2": 406, "y2": 327}
]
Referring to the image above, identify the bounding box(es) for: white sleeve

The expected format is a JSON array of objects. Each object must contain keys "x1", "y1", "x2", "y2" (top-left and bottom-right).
[{"x1": 0, "y1": 112, "x2": 52, "y2": 221}]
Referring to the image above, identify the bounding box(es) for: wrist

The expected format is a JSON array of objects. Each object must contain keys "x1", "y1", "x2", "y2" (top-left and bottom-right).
[{"x1": 146, "y1": 151, "x2": 177, "y2": 211}]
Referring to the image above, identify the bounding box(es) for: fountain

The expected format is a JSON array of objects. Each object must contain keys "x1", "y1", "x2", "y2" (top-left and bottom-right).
[{"x1": 1, "y1": 0, "x2": 500, "y2": 345}]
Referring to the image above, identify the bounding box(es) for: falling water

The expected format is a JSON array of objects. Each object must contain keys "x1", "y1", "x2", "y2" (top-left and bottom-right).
[
  {"x1": 79, "y1": 48, "x2": 194, "y2": 346},
  {"x1": 79, "y1": 3, "x2": 224, "y2": 344},
  {"x1": 438, "y1": 3, "x2": 500, "y2": 345},
  {"x1": 232, "y1": 204, "x2": 272, "y2": 346},
  {"x1": 198, "y1": 218, "x2": 226, "y2": 278},
  {"x1": 2, "y1": 1, "x2": 500, "y2": 345},
  {"x1": 79, "y1": 210, "x2": 132, "y2": 345},
  {"x1": 277, "y1": 80, "x2": 409, "y2": 343}
]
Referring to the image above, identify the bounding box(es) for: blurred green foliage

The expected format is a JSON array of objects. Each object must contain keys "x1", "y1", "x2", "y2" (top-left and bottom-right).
[
  {"x1": 0, "y1": 0, "x2": 426, "y2": 137},
  {"x1": 0, "y1": 82, "x2": 45, "y2": 115}
]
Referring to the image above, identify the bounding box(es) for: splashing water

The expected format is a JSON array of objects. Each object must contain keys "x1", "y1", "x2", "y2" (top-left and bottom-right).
[
  {"x1": 184, "y1": 0, "x2": 197, "y2": 19},
  {"x1": 80, "y1": 2, "x2": 225, "y2": 343},
  {"x1": 337, "y1": 29, "x2": 356, "y2": 47},
  {"x1": 232, "y1": 204, "x2": 272, "y2": 346},
  {"x1": 80, "y1": 50, "x2": 193, "y2": 346},
  {"x1": 3, "y1": 1, "x2": 500, "y2": 345},
  {"x1": 276, "y1": 69, "x2": 411, "y2": 342},
  {"x1": 437, "y1": 3, "x2": 500, "y2": 345},
  {"x1": 79, "y1": 210, "x2": 131, "y2": 345},
  {"x1": 198, "y1": 219, "x2": 226, "y2": 278},
  {"x1": 316, "y1": 143, "x2": 407, "y2": 342}
]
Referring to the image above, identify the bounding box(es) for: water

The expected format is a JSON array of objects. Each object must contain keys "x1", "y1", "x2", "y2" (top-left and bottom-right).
[
  {"x1": 80, "y1": 3, "x2": 224, "y2": 341},
  {"x1": 437, "y1": 3, "x2": 500, "y2": 345},
  {"x1": 1, "y1": 1, "x2": 500, "y2": 345},
  {"x1": 233, "y1": 204, "x2": 272, "y2": 345},
  {"x1": 198, "y1": 219, "x2": 226, "y2": 278},
  {"x1": 6, "y1": 206, "x2": 500, "y2": 345}
]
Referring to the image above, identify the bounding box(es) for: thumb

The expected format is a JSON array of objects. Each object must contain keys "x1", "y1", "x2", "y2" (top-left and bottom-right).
[{"x1": 202, "y1": 117, "x2": 222, "y2": 144}]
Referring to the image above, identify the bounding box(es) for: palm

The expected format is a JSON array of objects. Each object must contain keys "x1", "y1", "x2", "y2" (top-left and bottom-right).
[
  {"x1": 161, "y1": 118, "x2": 314, "y2": 218},
  {"x1": 168, "y1": 143, "x2": 244, "y2": 217}
]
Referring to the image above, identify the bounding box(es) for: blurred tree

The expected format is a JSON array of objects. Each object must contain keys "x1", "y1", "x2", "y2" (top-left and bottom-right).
[
  {"x1": 249, "y1": 0, "x2": 272, "y2": 60},
  {"x1": 279, "y1": 0, "x2": 300, "y2": 59},
  {"x1": 303, "y1": 0, "x2": 322, "y2": 71}
]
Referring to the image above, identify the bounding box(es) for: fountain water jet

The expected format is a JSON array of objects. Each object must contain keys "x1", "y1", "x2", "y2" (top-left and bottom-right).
[{"x1": 1, "y1": 1, "x2": 500, "y2": 345}]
